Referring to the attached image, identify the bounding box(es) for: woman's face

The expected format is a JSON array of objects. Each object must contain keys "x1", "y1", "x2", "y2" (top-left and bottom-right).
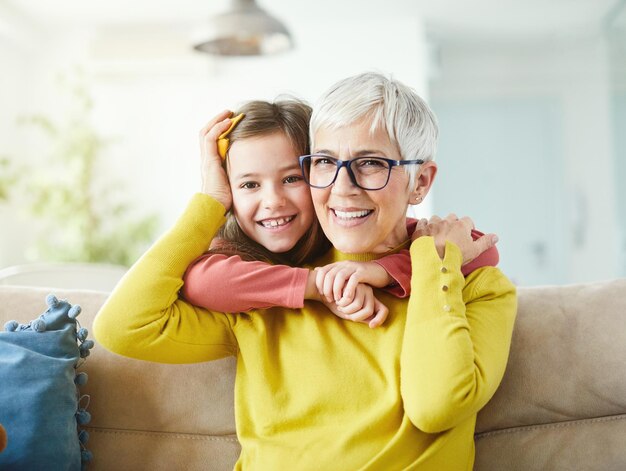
[
  {"x1": 310, "y1": 119, "x2": 413, "y2": 254},
  {"x1": 228, "y1": 132, "x2": 315, "y2": 253}
]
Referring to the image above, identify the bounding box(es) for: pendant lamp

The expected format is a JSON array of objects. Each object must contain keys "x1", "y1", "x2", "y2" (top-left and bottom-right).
[{"x1": 193, "y1": 0, "x2": 293, "y2": 56}]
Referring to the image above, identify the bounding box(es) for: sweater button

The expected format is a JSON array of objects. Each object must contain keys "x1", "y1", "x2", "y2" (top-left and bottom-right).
[
  {"x1": 440, "y1": 267, "x2": 448, "y2": 273},
  {"x1": 442, "y1": 285, "x2": 449, "y2": 292},
  {"x1": 443, "y1": 304, "x2": 451, "y2": 312}
]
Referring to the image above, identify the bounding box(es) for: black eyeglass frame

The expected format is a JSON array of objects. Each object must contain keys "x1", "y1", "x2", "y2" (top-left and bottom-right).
[{"x1": 298, "y1": 154, "x2": 425, "y2": 191}]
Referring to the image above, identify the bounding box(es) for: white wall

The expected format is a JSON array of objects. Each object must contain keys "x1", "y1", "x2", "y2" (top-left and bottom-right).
[
  {"x1": 0, "y1": 16, "x2": 430, "y2": 267},
  {"x1": 430, "y1": 36, "x2": 619, "y2": 284},
  {"x1": 610, "y1": 28, "x2": 626, "y2": 277},
  {"x1": 0, "y1": 18, "x2": 40, "y2": 266}
]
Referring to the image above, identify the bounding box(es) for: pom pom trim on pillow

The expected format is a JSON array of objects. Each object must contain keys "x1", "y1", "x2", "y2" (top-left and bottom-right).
[{"x1": 0, "y1": 294, "x2": 95, "y2": 470}]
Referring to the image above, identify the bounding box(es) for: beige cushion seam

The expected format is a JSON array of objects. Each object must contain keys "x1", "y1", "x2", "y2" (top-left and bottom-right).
[
  {"x1": 83, "y1": 426, "x2": 239, "y2": 442},
  {"x1": 475, "y1": 414, "x2": 626, "y2": 440}
]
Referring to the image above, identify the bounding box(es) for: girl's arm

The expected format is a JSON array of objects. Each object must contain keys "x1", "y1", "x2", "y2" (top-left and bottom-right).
[
  {"x1": 400, "y1": 218, "x2": 517, "y2": 434},
  {"x1": 182, "y1": 253, "x2": 388, "y2": 327},
  {"x1": 374, "y1": 228, "x2": 500, "y2": 298},
  {"x1": 312, "y1": 226, "x2": 500, "y2": 303},
  {"x1": 182, "y1": 253, "x2": 310, "y2": 312}
]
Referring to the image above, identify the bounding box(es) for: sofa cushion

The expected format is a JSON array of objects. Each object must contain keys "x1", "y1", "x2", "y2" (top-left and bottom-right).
[
  {"x1": 475, "y1": 278, "x2": 626, "y2": 470},
  {"x1": 0, "y1": 294, "x2": 94, "y2": 470}
]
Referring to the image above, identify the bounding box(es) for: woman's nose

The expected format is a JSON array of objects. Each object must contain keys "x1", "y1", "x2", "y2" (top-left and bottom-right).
[{"x1": 331, "y1": 166, "x2": 359, "y2": 195}]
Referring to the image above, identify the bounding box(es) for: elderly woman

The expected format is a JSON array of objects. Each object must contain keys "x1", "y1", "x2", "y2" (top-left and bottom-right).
[{"x1": 94, "y1": 72, "x2": 516, "y2": 470}]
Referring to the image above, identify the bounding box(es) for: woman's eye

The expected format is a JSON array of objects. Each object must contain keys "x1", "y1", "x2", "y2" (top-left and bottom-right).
[
  {"x1": 240, "y1": 182, "x2": 259, "y2": 189},
  {"x1": 312, "y1": 157, "x2": 334, "y2": 166},
  {"x1": 284, "y1": 175, "x2": 303, "y2": 184},
  {"x1": 358, "y1": 158, "x2": 386, "y2": 167}
]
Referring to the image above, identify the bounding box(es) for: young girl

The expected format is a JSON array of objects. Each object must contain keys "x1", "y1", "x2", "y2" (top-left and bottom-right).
[{"x1": 182, "y1": 99, "x2": 499, "y2": 326}]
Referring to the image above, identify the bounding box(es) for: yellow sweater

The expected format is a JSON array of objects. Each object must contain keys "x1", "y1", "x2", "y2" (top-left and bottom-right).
[{"x1": 94, "y1": 193, "x2": 517, "y2": 471}]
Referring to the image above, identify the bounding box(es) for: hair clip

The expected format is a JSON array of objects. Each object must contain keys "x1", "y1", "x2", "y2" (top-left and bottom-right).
[{"x1": 217, "y1": 113, "x2": 245, "y2": 159}]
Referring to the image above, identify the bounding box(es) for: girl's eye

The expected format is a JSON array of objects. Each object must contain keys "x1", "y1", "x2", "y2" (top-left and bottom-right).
[
  {"x1": 240, "y1": 182, "x2": 259, "y2": 189},
  {"x1": 284, "y1": 175, "x2": 303, "y2": 184}
]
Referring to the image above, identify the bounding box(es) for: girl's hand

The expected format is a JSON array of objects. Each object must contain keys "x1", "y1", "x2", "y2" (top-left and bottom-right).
[
  {"x1": 321, "y1": 283, "x2": 389, "y2": 328},
  {"x1": 199, "y1": 111, "x2": 235, "y2": 211},
  {"x1": 314, "y1": 261, "x2": 392, "y2": 305},
  {"x1": 412, "y1": 214, "x2": 498, "y2": 264}
]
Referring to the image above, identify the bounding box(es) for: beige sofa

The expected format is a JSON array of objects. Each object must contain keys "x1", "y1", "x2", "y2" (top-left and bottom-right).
[{"x1": 1, "y1": 280, "x2": 625, "y2": 470}]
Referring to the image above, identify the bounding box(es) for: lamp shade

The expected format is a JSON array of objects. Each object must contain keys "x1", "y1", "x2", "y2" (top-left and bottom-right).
[{"x1": 193, "y1": 0, "x2": 293, "y2": 56}]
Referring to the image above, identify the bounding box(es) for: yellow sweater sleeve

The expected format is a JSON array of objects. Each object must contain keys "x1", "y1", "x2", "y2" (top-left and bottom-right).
[
  {"x1": 93, "y1": 193, "x2": 239, "y2": 364},
  {"x1": 400, "y1": 236, "x2": 517, "y2": 433}
]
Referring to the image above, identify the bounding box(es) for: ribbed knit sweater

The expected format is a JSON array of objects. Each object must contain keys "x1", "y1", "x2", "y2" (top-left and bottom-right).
[{"x1": 93, "y1": 193, "x2": 517, "y2": 471}]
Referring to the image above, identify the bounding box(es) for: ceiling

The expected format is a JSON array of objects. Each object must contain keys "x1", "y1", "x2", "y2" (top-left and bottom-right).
[{"x1": 2, "y1": 0, "x2": 624, "y2": 44}]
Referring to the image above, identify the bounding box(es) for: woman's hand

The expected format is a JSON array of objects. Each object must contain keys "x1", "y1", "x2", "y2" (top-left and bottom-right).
[
  {"x1": 199, "y1": 111, "x2": 235, "y2": 211},
  {"x1": 320, "y1": 283, "x2": 389, "y2": 329},
  {"x1": 314, "y1": 261, "x2": 392, "y2": 305},
  {"x1": 412, "y1": 214, "x2": 498, "y2": 264}
]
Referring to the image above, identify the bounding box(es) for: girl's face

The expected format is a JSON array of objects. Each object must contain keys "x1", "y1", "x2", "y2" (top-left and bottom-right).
[{"x1": 227, "y1": 131, "x2": 315, "y2": 253}]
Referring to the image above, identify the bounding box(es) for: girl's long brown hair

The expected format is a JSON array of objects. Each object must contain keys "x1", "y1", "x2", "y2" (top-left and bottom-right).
[{"x1": 210, "y1": 98, "x2": 330, "y2": 266}]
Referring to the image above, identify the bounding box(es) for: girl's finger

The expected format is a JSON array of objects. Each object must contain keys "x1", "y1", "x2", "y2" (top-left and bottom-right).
[
  {"x1": 322, "y1": 271, "x2": 335, "y2": 303},
  {"x1": 345, "y1": 305, "x2": 369, "y2": 322},
  {"x1": 459, "y1": 216, "x2": 475, "y2": 230},
  {"x1": 346, "y1": 290, "x2": 375, "y2": 322},
  {"x1": 203, "y1": 117, "x2": 235, "y2": 145},
  {"x1": 338, "y1": 275, "x2": 360, "y2": 306},
  {"x1": 316, "y1": 267, "x2": 335, "y2": 302},
  {"x1": 412, "y1": 218, "x2": 430, "y2": 240},
  {"x1": 358, "y1": 293, "x2": 375, "y2": 320},
  {"x1": 333, "y1": 270, "x2": 351, "y2": 302},
  {"x1": 199, "y1": 110, "x2": 232, "y2": 136},
  {"x1": 368, "y1": 301, "x2": 389, "y2": 328},
  {"x1": 340, "y1": 287, "x2": 366, "y2": 316}
]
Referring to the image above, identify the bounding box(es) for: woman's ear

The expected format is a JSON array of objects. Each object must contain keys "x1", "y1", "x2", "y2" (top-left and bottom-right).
[{"x1": 408, "y1": 161, "x2": 437, "y2": 205}]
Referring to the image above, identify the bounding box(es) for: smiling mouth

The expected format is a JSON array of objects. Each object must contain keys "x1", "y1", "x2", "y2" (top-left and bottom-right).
[
  {"x1": 258, "y1": 215, "x2": 296, "y2": 228},
  {"x1": 332, "y1": 209, "x2": 373, "y2": 220}
]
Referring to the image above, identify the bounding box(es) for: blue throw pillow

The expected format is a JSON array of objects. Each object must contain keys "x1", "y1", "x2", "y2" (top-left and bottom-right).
[{"x1": 0, "y1": 294, "x2": 94, "y2": 470}]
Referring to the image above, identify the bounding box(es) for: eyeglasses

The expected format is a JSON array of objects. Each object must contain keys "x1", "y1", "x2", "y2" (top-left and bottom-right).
[{"x1": 298, "y1": 154, "x2": 424, "y2": 191}]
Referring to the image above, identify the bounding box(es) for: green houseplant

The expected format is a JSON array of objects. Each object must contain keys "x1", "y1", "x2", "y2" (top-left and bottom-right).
[
  {"x1": 0, "y1": 157, "x2": 17, "y2": 202},
  {"x1": 15, "y1": 76, "x2": 158, "y2": 266}
]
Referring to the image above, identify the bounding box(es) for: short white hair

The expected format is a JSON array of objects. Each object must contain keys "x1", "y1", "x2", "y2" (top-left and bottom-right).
[{"x1": 310, "y1": 72, "x2": 438, "y2": 186}]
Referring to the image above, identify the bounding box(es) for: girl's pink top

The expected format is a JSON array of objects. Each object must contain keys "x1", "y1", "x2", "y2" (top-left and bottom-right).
[{"x1": 182, "y1": 220, "x2": 499, "y2": 312}]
